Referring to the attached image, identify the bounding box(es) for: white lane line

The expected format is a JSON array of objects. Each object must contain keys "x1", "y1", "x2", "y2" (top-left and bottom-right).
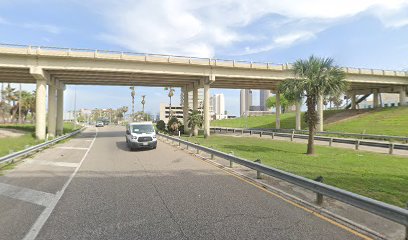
[
  {"x1": 55, "y1": 146, "x2": 89, "y2": 150},
  {"x1": 0, "y1": 183, "x2": 55, "y2": 207},
  {"x1": 25, "y1": 159, "x2": 80, "y2": 168},
  {"x1": 23, "y1": 128, "x2": 98, "y2": 240}
]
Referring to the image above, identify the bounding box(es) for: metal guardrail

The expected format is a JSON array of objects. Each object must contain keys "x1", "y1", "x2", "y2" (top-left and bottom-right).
[
  {"x1": 0, "y1": 128, "x2": 84, "y2": 165},
  {"x1": 157, "y1": 132, "x2": 408, "y2": 227},
  {"x1": 0, "y1": 43, "x2": 407, "y2": 76},
  {"x1": 211, "y1": 127, "x2": 408, "y2": 151}
]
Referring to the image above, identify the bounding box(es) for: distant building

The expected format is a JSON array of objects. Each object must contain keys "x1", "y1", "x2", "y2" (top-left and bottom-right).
[
  {"x1": 210, "y1": 94, "x2": 226, "y2": 120},
  {"x1": 240, "y1": 89, "x2": 252, "y2": 116},
  {"x1": 159, "y1": 103, "x2": 184, "y2": 123},
  {"x1": 259, "y1": 90, "x2": 271, "y2": 111}
]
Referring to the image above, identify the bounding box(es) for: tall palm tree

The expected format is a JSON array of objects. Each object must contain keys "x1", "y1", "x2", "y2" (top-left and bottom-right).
[
  {"x1": 187, "y1": 110, "x2": 203, "y2": 137},
  {"x1": 165, "y1": 87, "x2": 175, "y2": 118},
  {"x1": 279, "y1": 56, "x2": 347, "y2": 155}
]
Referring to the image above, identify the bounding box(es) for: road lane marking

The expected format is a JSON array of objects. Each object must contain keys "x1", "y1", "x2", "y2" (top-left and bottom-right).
[
  {"x1": 55, "y1": 146, "x2": 89, "y2": 150},
  {"x1": 25, "y1": 159, "x2": 80, "y2": 168},
  {"x1": 23, "y1": 128, "x2": 98, "y2": 240},
  {"x1": 0, "y1": 182, "x2": 55, "y2": 207},
  {"x1": 162, "y1": 139, "x2": 372, "y2": 240}
]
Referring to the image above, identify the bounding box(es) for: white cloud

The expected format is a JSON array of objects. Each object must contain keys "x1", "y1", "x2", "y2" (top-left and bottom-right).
[
  {"x1": 22, "y1": 23, "x2": 61, "y2": 34},
  {"x1": 86, "y1": 0, "x2": 408, "y2": 57}
]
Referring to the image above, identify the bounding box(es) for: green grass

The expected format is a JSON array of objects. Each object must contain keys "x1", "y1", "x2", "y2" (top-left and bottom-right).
[
  {"x1": 211, "y1": 110, "x2": 341, "y2": 129},
  {"x1": 325, "y1": 107, "x2": 408, "y2": 136},
  {"x1": 0, "y1": 122, "x2": 80, "y2": 159},
  {"x1": 212, "y1": 107, "x2": 408, "y2": 136},
  {"x1": 182, "y1": 135, "x2": 408, "y2": 207}
]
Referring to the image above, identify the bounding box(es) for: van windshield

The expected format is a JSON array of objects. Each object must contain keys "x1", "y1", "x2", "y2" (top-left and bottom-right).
[{"x1": 131, "y1": 124, "x2": 155, "y2": 134}]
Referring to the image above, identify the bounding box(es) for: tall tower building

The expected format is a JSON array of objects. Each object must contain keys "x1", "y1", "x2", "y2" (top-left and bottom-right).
[
  {"x1": 211, "y1": 94, "x2": 225, "y2": 119},
  {"x1": 240, "y1": 89, "x2": 252, "y2": 116}
]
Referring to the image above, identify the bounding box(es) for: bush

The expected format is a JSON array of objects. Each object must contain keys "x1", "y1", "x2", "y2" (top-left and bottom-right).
[
  {"x1": 167, "y1": 117, "x2": 181, "y2": 134},
  {"x1": 156, "y1": 120, "x2": 166, "y2": 131}
]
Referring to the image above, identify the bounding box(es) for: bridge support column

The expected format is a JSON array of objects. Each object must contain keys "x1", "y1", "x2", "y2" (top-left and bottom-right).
[
  {"x1": 203, "y1": 75, "x2": 214, "y2": 138},
  {"x1": 183, "y1": 86, "x2": 189, "y2": 134},
  {"x1": 56, "y1": 82, "x2": 65, "y2": 135},
  {"x1": 373, "y1": 89, "x2": 379, "y2": 108},
  {"x1": 193, "y1": 84, "x2": 198, "y2": 136},
  {"x1": 203, "y1": 83, "x2": 210, "y2": 138},
  {"x1": 295, "y1": 100, "x2": 301, "y2": 131},
  {"x1": 47, "y1": 79, "x2": 57, "y2": 138},
  {"x1": 275, "y1": 91, "x2": 281, "y2": 129},
  {"x1": 30, "y1": 67, "x2": 49, "y2": 140},
  {"x1": 399, "y1": 87, "x2": 407, "y2": 106},
  {"x1": 317, "y1": 94, "x2": 323, "y2": 132},
  {"x1": 351, "y1": 93, "x2": 357, "y2": 110}
]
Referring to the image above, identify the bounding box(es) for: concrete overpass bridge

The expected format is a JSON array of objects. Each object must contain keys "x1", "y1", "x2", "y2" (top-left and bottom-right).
[{"x1": 0, "y1": 43, "x2": 407, "y2": 139}]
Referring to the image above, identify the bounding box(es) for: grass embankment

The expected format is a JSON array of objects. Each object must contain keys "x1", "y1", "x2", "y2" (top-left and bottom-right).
[
  {"x1": 0, "y1": 122, "x2": 81, "y2": 158},
  {"x1": 182, "y1": 135, "x2": 408, "y2": 207},
  {"x1": 211, "y1": 107, "x2": 408, "y2": 136}
]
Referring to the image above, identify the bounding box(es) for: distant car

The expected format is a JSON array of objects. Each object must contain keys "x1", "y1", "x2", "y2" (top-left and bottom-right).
[
  {"x1": 96, "y1": 121, "x2": 104, "y2": 127},
  {"x1": 125, "y1": 122, "x2": 157, "y2": 150}
]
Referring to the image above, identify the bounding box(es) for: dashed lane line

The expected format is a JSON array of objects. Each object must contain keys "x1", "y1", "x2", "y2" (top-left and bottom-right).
[{"x1": 55, "y1": 146, "x2": 89, "y2": 150}]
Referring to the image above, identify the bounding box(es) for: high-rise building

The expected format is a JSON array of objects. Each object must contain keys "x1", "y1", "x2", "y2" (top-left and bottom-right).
[
  {"x1": 211, "y1": 94, "x2": 225, "y2": 120},
  {"x1": 240, "y1": 89, "x2": 252, "y2": 116},
  {"x1": 180, "y1": 88, "x2": 204, "y2": 109}
]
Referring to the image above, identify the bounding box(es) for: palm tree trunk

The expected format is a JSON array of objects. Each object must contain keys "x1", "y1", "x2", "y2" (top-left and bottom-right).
[{"x1": 306, "y1": 96, "x2": 316, "y2": 155}]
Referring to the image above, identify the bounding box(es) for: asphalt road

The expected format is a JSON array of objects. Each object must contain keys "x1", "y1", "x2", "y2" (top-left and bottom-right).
[{"x1": 0, "y1": 126, "x2": 368, "y2": 240}]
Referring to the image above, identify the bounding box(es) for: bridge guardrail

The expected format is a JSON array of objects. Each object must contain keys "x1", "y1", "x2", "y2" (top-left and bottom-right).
[
  {"x1": 0, "y1": 128, "x2": 84, "y2": 165},
  {"x1": 210, "y1": 127, "x2": 408, "y2": 151},
  {"x1": 157, "y1": 132, "x2": 408, "y2": 228},
  {"x1": 1, "y1": 43, "x2": 407, "y2": 76}
]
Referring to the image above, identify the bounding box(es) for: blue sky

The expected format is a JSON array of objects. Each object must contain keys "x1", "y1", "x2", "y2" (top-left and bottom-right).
[{"x1": 1, "y1": 0, "x2": 408, "y2": 116}]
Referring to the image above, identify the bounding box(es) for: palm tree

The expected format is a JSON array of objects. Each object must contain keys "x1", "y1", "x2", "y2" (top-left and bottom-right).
[
  {"x1": 187, "y1": 110, "x2": 203, "y2": 137},
  {"x1": 279, "y1": 56, "x2": 347, "y2": 155},
  {"x1": 165, "y1": 87, "x2": 175, "y2": 117}
]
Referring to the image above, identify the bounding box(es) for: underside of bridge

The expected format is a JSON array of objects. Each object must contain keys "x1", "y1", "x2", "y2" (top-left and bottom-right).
[{"x1": 0, "y1": 45, "x2": 407, "y2": 139}]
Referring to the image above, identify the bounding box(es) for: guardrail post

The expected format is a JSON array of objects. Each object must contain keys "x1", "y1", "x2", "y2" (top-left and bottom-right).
[
  {"x1": 389, "y1": 143, "x2": 394, "y2": 154},
  {"x1": 229, "y1": 151, "x2": 234, "y2": 168},
  {"x1": 255, "y1": 159, "x2": 262, "y2": 179},
  {"x1": 250, "y1": 130, "x2": 252, "y2": 135},
  {"x1": 186, "y1": 145, "x2": 189, "y2": 150},
  {"x1": 260, "y1": 131, "x2": 263, "y2": 137},
  {"x1": 233, "y1": 129, "x2": 235, "y2": 133},
  {"x1": 329, "y1": 138, "x2": 333, "y2": 146},
  {"x1": 272, "y1": 132, "x2": 275, "y2": 139},
  {"x1": 355, "y1": 140, "x2": 360, "y2": 150},
  {"x1": 291, "y1": 130, "x2": 295, "y2": 141},
  {"x1": 241, "y1": 129, "x2": 244, "y2": 135},
  {"x1": 405, "y1": 202, "x2": 408, "y2": 240},
  {"x1": 314, "y1": 176, "x2": 324, "y2": 205}
]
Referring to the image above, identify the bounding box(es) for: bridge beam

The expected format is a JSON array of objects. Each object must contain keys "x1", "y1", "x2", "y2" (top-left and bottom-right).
[
  {"x1": 56, "y1": 81, "x2": 65, "y2": 135},
  {"x1": 30, "y1": 67, "x2": 49, "y2": 140},
  {"x1": 47, "y1": 78, "x2": 57, "y2": 138}
]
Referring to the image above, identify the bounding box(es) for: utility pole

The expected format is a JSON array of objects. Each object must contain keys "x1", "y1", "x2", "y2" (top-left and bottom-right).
[
  {"x1": 18, "y1": 84, "x2": 22, "y2": 124},
  {"x1": 73, "y1": 87, "x2": 77, "y2": 125},
  {"x1": 130, "y1": 86, "x2": 135, "y2": 121},
  {"x1": 141, "y1": 95, "x2": 146, "y2": 120}
]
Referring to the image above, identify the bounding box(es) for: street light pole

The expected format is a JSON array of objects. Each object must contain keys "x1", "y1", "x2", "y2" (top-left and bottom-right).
[{"x1": 130, "y1": 86, "x2": 135, "y2": 121}]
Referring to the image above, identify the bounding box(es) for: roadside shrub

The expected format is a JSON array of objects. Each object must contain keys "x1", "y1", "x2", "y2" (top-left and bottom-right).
[
  {"x1": 167, "y1": 117, "x2": 181, "y2": 134},
  {"x1": 156, "y1": 120, "x2": 166, "y2": 131}
]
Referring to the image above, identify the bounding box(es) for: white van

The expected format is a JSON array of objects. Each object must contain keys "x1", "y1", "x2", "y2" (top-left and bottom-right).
[{"x1": 125, "y1": 122, "x2": 157, "y2": 150}]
